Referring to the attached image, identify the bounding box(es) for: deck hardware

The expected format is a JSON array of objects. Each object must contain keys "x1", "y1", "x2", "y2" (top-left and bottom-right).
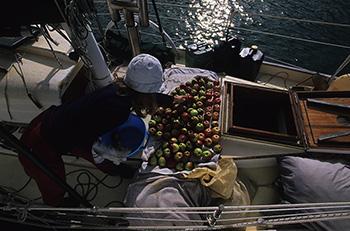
[{"x1": 207, "y1": 204, "x2": 224, "y2": 227}]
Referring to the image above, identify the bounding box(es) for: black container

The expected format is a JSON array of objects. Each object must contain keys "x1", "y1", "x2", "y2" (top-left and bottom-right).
[
  {"x1": 212, "y1": 37, "x2": 241, "y2": 76},
  {"x1": 185, "y1": 42, "x2": 214, "y2": 69},
  {"x1": 238, "y1": 45, "x2": 264, "y2": 82}
]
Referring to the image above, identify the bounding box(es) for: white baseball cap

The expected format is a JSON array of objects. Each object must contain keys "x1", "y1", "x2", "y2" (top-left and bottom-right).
[{"x1": 124, "y1": 54, "x2": 164, "y2": 93}]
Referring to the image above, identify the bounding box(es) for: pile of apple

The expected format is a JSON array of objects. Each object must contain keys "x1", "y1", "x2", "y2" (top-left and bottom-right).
[{"x1": 148, "y1": 76, "x2": 223, "y2": 171}]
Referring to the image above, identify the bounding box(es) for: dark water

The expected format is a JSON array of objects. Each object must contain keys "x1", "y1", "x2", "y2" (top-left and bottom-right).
[{"x1": 94, "y1": 0, "x2": 350, "y2": 75}]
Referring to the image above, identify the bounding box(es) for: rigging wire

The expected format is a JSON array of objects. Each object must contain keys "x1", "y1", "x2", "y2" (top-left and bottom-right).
[
  {"x1": 250, "y1": 12, "x2": 350, "y2": 28},
  {"x1": 230, "y1": 26, "x2": 350, "y2": 50},
  {"x1": 96, "y1": 1, "x2": 350, "y2": 29}
]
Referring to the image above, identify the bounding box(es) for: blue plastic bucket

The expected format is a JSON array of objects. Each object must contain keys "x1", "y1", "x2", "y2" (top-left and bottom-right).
[{"x1": 100, "y1": 114, "x2": 149, "y2": 157}]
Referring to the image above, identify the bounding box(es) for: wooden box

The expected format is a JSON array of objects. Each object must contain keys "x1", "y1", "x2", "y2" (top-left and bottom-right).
[{"x1": 222, "y1": 81, "x2": 350, "y2": 154}]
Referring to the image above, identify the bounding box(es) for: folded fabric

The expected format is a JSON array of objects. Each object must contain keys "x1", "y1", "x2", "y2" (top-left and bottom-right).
[
  {"x1": 124, "y1": 173, "x2": 211, "y2": 226},
  {"x1": 183, "y1": 158, "x2": 250, "y2": 204},
  {"x1": 91, "y1": 139, "x2": 130, "y2": 165}
]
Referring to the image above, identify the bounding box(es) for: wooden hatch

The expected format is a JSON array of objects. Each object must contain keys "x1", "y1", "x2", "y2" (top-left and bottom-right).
[
  {"x1": 222, "y1": 81, "x2": 350, "y2": 153},
  {"x1": 291, "y1": 91, "x2": 350, "y2": 153},
  {"x1": 222, "y1": 82, "x2": 300, "y2": 146}
]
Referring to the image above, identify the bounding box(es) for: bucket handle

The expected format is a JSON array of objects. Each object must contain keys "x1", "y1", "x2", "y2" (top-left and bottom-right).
[{"x1": 127, "y1": 131, "x2": 150, "y2": 158}]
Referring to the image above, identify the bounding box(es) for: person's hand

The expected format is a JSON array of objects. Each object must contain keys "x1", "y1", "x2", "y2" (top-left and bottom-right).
[{"x1": 173, "y1": 95, "x2": 188, "y2": 104}]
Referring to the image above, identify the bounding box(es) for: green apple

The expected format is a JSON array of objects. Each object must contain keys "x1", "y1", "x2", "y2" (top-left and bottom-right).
[
  {"x1": 153, "y1": 115, "x2": 161, "y2": 123},
  {"x1": 213, "y1": 144, "x2": 222, "y2": 154},
  {"x1": 174, "y1": 152, "x2": 183, "y2": 161},
  {"x1": 171, "y1": 143, "x2": 180, "y2": 153},
  {"x1": 190, "y1": 109, "x2": 198, "y2": 116},
  {"x1": 184, "y1": 151, "x2": 191, "y2": 158},
  {"x1": 163, "y1": 148, "x2": 171, "y2": 158},
  {"x1": 158, "y1": 156, "x2": 166, "y2": 167},
  {"x1": 149, "y1": 119, "x2": 157, "y2": 127},
  {"x1": 179, "y1": 143, "x2": 187, "y2": 152},
  {"x1": 175, "y1": 162, "x2": 184, "y2": 171},
  {"x1": 156, "y1": 131, "x2": 163, "y2": 138},
  {"x1": 186, "y1": 141, "x2": 193, "y2": 150},
  {"x1": 202, "y1": 150, "x2": 212, "y2": 160},
  {"x1": 155, "y1": 149, "x2": 163, "y2": 157},
  {"x1": 194, "y1": 148, "x2": 202, "y2": 157},
  {"x1": 149, "y1": 155, "x2": 157, "y2": 166},
  {"x1": 195, "y1": 123, "x2": 204, "y2": 132}
]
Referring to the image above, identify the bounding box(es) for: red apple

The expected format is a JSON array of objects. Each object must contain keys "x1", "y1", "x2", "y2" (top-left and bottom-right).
[
  {"x1": 214, "y1": 97, "x2": 221, "y2": 104},
  {"x1": 181, "y1": 112, "x2": 190, "y2": 122},
  {"x1": 156, "y1": 107, "x2": 165, "y2": 115},
  {"x1": 213, "y1": 104, "x2": 220, "y2": 112},
  {"x1": 206, "y1": 98, "x2": 213, "y2": 105},
  {"x1": 196, "y1": 101, "x2": 204, "y2": 108},
  {"x1": 206, "y1": 106, "x2": 213, "y2": 112},
  {"x1": 185, "y1": 161, "x2": 194, "y2": 171},
  {"x1": 204, "y1": 137, "x2": 213, "y2": 147},
  {"x1": 212, "y1": 134, "x2": 220, "y2": 144},
  {"x1": 196, "y1": 139, "x2": 203, "y2": 147},
  {"x1": 178, "y1": 134, "x2": 188, "y2": 143},
  {"x1": 212, "y1": 121, "x2": 219, "y2": 127},
  {"x1": 156, "y1": 123, "x2": 164, "y2": 131},
  {"x1": 198, "y1": 133, "x2": 205, "y2": 141},
  {"x1": 214, "y1": 85, "x2": 221, "y2": 92},
  {"x1": 149, "y1": 127, "x2": 156, "y2": 135},
  {"x1": 203, "y1": 120, "x2": 210, "y2": 128},
  {"x1": 204, "y1": 112, "x2": 212, "y2": 120},
  {"x1": 204, "y1": 128, "x2": 212, "y2": 137},
  {"x1": 212, "y1": 112, "x2": 219, "y2": 120}
]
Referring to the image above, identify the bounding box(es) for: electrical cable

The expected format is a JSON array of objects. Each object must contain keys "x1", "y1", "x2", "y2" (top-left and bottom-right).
[{"x1": 65, "y1": 169, "x2": 123, "y2": 203}]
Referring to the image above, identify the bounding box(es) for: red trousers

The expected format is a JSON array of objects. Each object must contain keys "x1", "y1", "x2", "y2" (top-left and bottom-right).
[{"x1": 18, "y1": 111, "x2": 129, "y2": 206}]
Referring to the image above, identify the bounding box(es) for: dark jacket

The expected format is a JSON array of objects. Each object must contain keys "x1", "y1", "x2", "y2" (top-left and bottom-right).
[{"x1": 41, "y1": 83, "x2": 132, "y2": 152}]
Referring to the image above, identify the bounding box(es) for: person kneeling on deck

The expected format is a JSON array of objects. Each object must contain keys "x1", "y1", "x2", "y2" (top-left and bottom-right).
[{"x1": 19, "y1": 54, "x2": 185, "y2": 207}]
